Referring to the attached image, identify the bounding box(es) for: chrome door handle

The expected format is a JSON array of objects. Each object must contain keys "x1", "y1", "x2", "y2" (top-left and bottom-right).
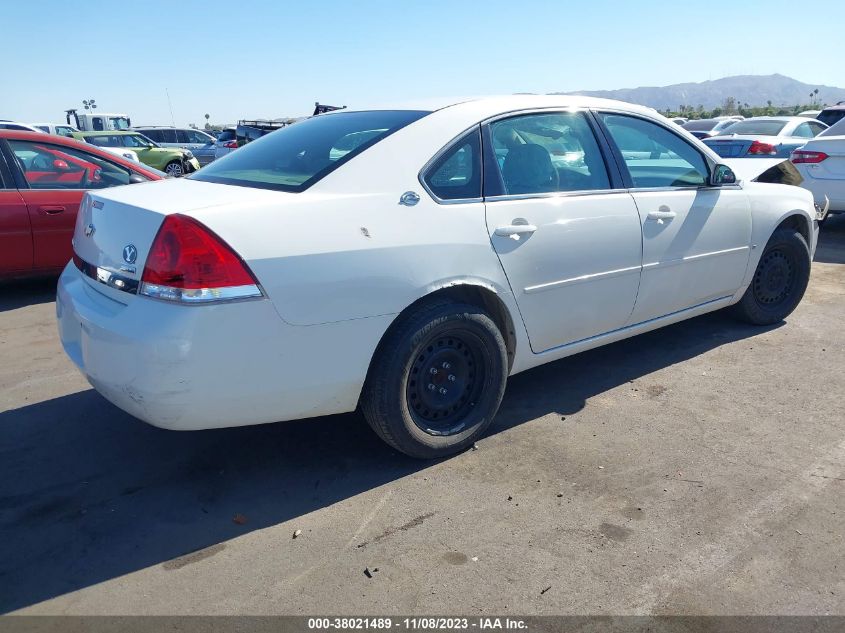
[
  {"x1": 40, "y1": 205, "x2": 66, "y2": 215},
  {"x1": 647, "y1": 210, "x2": 676, "y2": 221},
  {"x1": 494, "y1": 224, "x2": 537, "y2": 237}
]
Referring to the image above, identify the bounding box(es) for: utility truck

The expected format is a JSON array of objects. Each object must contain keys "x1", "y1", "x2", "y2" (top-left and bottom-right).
[{"x1": 65, "y1": 109, "x2": 132, "y2": 132}]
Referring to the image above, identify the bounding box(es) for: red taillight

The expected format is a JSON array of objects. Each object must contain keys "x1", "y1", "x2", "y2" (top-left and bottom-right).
[
  {"x1": 791, "y1": 150, "x2": 829, "y2": 164},
  {"x1": 140, "y1": 214, "x2": 261, "y2": 303},
  {"x1": 223, "y1": 140, "x2": 238, "y2": 148},
  {"x1": 747, "y1": 140, "x2": 777, "y2": 155}
]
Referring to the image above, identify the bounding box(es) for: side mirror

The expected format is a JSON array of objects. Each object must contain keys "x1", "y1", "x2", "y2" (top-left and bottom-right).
[
  {"x1": 52, "y1": 159, "x2": 70, "y2": 171},
  {"x1": 128, "y1": 174, "x2": 147, "y2": 184},
  {"x1": 711, "y1": 164, "x2": 737, "y2": 186}
]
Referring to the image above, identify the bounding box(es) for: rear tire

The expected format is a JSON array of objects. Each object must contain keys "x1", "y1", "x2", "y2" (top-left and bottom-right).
[
  {"x1": 730, "y1": 227, "x2": 810, "y2": 325},
  {"x1": 361, "y1": 300, "x2": 508, "y2": 459}
]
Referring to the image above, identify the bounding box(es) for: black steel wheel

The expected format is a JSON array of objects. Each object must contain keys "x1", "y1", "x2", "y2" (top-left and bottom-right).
[
  {"x1": 361, "y1": 299, "x2": 508, "y2": 459},
  {"x1": 752, "y1": 249, "x2": 795, "y2": 307},
  {"x1": 407, "y1": 330, "x2": 486, "y2": 436},
  {"x1": 731, "y1": 227, "x2": 810, "y2": 325}
]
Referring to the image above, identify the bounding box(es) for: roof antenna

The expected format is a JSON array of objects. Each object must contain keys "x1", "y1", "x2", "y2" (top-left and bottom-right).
[{"x1": 166, "y1": 88, "x2": 176, "y2": 127}]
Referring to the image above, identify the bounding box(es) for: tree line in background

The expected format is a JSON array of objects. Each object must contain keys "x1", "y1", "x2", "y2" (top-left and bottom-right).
[{"x1": 663, "y1": 90, "x2": 830, "y2": 120}]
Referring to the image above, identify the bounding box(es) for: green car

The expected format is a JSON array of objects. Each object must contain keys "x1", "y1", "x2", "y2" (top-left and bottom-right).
[{"x1": 71, "y1": 131, "x2": 201, "y2": 177}]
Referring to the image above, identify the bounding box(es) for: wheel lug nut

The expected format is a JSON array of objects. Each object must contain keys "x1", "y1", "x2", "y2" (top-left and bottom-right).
[
  {"x1": 442, "y1": 362, "x2": 451, "y2": 369},
  {"x1": 448, "y1": 374, "x2": 456, "y2": 382},
  {"x1": 429, "y1": 367, "x2": 438, "y2": 375},
  {"x1": 439, "y1": 387, "x2": 448, "y2": 395},
  {"x1": 427, "y1": 383, "x2": 436, "y2": 391}
]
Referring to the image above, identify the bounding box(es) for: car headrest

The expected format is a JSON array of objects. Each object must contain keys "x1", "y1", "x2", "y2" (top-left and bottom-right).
[{"x1": 501, "y1": 144, "x2": 558, "y2": 194}]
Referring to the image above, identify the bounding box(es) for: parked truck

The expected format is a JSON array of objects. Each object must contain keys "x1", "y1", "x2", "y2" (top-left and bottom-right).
[{"x1": 65, "y1": 109, "x2": 132, "y2": 132}]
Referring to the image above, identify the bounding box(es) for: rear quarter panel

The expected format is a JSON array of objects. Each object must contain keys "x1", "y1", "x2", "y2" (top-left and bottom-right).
[{"x1": 189, "y1": 191, "x2": 516, "y2": 328}]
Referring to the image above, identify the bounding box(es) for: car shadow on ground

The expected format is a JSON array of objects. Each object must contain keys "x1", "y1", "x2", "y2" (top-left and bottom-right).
[
  {"x1": 0, "y1": 308, "x2": 779, "y2": 613},
  {"x1": 0, "y1": 278, "x2": 57, "y2": 313},
  {"x1": 815, "y1": 214, "x2": 845, "y2": 264}
]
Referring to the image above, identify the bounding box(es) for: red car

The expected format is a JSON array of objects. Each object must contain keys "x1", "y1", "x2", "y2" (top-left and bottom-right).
[{"x1": 0, "y1": 131, "x2": 163, "y2": 279}]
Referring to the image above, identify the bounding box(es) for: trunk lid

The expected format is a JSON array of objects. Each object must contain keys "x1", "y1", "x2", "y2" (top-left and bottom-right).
[
  {"x1": 72, "y1": 178, "x2": 283, "y2": 303},
  {"x1": 703, "y1": 135, "x2": 759, "y2": 158},
  {"x1": 801, "y1": 136, "x2": 845, "y2": 179}
]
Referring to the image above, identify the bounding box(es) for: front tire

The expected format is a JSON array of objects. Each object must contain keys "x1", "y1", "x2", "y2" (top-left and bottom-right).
[
  {"x1": 361, "y1": 300, "x2": 508, "y2": 459},
  {"x1": 731, "y1": 227, "x2": 810, "y2": 325},
  {"x1": 165, "y1": 160, "x2": 184, "y2": 177}
]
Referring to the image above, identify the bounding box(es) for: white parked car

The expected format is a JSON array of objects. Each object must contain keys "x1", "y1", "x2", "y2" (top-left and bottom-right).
[
  {"x1": 29, "y1": 122, "x2": 79, "y2": 137},
  {"x1": 791, "y1": 117, "x2": 845, "y2": 221},
  {"x1": 57, "y1": 96, "x2": 821, "y2": 458},
  {"x1": 98, "y1": 146, "x2": 141, "y2": 162},
  {"x1": 0, "y1": 120, "x2": 45, "y2": 133}
]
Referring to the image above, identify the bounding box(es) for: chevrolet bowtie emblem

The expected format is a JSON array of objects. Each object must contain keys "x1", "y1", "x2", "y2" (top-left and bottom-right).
[{"x1": 123, "y1": 244, "x2": 138, "y2": 265}]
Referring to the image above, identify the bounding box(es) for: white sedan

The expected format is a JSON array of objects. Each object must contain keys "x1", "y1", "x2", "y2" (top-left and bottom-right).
[
  {"x1": 791, "y1": 117, "x2": 845, "y2": 220},
  {"x1": 57, "y1": 96, "x2": 820, "y2": 458}
]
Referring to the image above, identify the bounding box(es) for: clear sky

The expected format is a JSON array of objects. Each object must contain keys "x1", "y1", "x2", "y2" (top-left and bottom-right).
[{"x1": 3, "y1": 0, "x2": 843, "y2": 126}]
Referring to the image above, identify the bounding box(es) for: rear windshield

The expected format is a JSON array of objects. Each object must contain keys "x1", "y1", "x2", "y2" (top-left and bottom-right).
[
  {"x1": 683, "y1": 120, "x2": 718, "y2": 131},
  {"x1": 817, "y1": 109, "x2": 845, "y2": 127},
  {"x1": 820, "y1": 117, "x2": 845, "y2": 137},
  {"x1": 720, "y1": 120, "x2": 787, "y2": 136},
  {"x1": 217, "y1": 129, "x2": 236, "y2": 142},
  {"x1": 191, "y1": 110, "x2": 428, "y2": 192}
]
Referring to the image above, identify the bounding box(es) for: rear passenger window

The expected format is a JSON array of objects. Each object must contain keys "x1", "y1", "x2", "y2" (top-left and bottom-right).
[
  {"x1": 793, "y1": 123, "x2": 815, "y2": 139},
  {"x1": 142, "y1": 129, "x2": 162, "y2": 142},
  {"x1": 808, "y1": 122, "x2": 826, "y2": 136},
  {"x1": 599, "y1": 113, "x2": 709, "y2": 188},
  {"x1": 485, "y1": 112, "x2": 610, "y2": 196},
  {"x1": 423, "y1": 128, "x2": 482, "y2": 201}
]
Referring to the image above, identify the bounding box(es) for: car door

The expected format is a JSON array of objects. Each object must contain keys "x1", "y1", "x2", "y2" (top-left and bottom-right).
[
  {"x1": 482, "y1": 111, "x2": 643, "y2": 353},
  {"x1": 181, "y1": 129, "x2": 215, "y2": 165},
  {"x1": 119, "y1": 135, "x2": 160, "y2": 169},
  {"x1": 595, "y1": 111, "x2": 751, "y2": 324},
  {"x1": 7, "y1": 139, "x2": 142, "y2": 270},
  {"x1": 159, "y1": 128, "x2": 179, "y2": 149},
  {"x1": 0, "y1": 149, "x2": 32, "y2": 275}
]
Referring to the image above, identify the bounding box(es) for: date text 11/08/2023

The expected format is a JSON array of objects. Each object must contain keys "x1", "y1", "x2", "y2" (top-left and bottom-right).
[{"x1": 307, "y1": 617, "x2": 528, "y2": 630}]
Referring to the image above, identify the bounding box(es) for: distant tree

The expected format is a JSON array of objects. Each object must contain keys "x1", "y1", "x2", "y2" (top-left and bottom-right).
[{"x1": 722, "y1": 97, "x2": 737, "y2": 115}]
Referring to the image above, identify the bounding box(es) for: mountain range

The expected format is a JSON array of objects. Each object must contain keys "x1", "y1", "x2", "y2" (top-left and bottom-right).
[{"x1": 556, "y1": 74, "x2": 845, "y2": 111}]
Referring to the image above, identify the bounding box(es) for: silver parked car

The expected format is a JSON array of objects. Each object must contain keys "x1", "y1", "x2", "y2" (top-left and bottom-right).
[
  {"x1": 704, "y1": 116, "x2": 827, "y2": 158},
  {"x1": 214, "y1": 127, "x2": 238, "y2": 160},
  {"x1": 682, "y1": 118, "x2": 741, "y2": 140},
  {"x1": 133, "y1": 126, "x2": 217, "y2": 166}
]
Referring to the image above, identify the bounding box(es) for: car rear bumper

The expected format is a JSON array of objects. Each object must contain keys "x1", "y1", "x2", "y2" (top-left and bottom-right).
[
  {"x1": 797, "y1": 178, "x2": 845, "y2": 213},
  {"x1": 56, "y1": 263, "x2": 385, "y2": 430}
]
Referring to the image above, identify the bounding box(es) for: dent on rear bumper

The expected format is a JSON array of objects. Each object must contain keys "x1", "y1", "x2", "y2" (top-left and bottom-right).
[{"x1": 57, "y1": 264, "x2": 390, "y2": 430}]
